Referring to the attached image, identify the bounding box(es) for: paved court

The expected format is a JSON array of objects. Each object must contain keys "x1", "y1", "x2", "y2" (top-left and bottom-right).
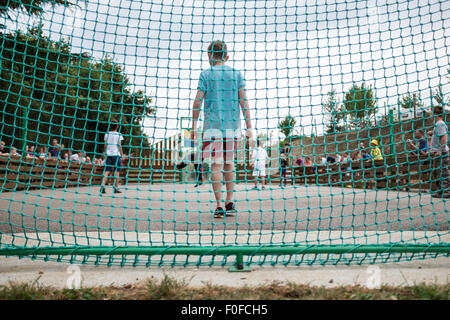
[{"x1": 0, "y1": 183, "x2": 448, "y2": 234}]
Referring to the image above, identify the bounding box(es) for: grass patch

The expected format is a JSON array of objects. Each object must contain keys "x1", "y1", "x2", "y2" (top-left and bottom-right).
[{"x1": 0, "y1": 276, "x2": 449, "y2": 300}]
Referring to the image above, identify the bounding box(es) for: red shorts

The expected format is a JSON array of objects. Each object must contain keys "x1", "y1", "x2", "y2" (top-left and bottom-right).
[{"x1": 202, "y1": 138, "x2": 237, "y2": 163}]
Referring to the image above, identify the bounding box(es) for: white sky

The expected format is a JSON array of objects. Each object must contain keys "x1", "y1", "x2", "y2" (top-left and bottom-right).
[{"x1": 3, "y1": 0, "x2": 449, "y2": 144}]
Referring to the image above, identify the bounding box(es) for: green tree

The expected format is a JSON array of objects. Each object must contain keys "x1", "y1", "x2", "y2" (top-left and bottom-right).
[
  {"x1": 322, "y1": 89, "x2": 345, "y2": 134},
  {"x1": 400, "y1": 92, "x2": 423, "y2": 118},
  {"x1": 343, "y1": 83, "x2": 377, "y2": 129},
  {"x1": 0, "y1": 26, "x2": 154, "y2": 156},
  {"x1": 278, "y1": 115, "x2": 296, "y2": 140},
  {"x1": 0, "y1": 0, "x2": 74, "y2": 26},
  {"x1": 432, "y1": 84, "x2": 449, "y2": 109}
]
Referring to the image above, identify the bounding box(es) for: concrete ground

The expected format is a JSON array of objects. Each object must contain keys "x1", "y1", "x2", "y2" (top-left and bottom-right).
[
  {"x1": 0, "y1": 183, "x2": 449, "y2": 289},
  {"x1": 0, "y1": 183, "x2": 449, "y2": 233},
  {"x1": 0, "y1": 255, "x2": 449, "y2": 289}
]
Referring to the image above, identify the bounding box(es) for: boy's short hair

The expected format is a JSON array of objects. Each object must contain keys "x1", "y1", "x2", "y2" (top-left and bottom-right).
[
  {"x1": 433, "y1": 106, "x2": 444, "y2": 117},
  {"x1": 110, "y1": 120, "x2": 119, "y2": 131},
  {"x1": 208, "y1": 41, "x2": 227, "y2": 61}
]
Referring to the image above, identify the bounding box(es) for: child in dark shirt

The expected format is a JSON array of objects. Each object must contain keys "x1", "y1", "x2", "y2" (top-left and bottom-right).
[{"x1": 280, "y1": 153, "x2": 288, "y2": 187}]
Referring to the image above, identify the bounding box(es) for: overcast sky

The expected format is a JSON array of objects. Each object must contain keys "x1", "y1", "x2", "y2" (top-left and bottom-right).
[{"x1": 3, "y1": 0, "x2": 449, "y2": 143}]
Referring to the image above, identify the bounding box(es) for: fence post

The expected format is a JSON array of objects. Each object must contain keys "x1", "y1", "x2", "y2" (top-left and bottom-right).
[
  {"x1": 228, "y1": 253, "x2": 251, "y2": 272},
  {"x1": 389, "y1": 109, "x2": 395, "y2": 157}
]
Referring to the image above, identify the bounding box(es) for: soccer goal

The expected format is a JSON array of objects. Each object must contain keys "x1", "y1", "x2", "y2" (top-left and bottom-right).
[{"x1": 0, "y1": 0, "x2": 449, "y2": 269}]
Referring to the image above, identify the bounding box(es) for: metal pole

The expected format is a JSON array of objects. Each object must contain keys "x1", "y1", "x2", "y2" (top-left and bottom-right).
[
  {"x1": 389, "y1": 109, "x2": 395, "y2": 158},
  {"x1": 1, "y1": 244, "x2": 449, "y2": 257}
]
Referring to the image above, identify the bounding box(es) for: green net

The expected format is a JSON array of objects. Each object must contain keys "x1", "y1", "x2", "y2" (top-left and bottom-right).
[{"x1": 0, "y1": 0, "x2": 449, "y2": 268}]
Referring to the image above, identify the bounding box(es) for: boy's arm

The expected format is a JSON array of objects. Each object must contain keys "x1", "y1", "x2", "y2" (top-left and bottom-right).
[
  {"x1": 238, "y1": 88, "x2": 253, "y2": 138},
  {"x1": 436, "y1": 123, "x2": 448, "y2": 154},
  {"x1": 103, "y1": 134, "x2": 107, "y2": 156},
  {"x1": 191, "y1": 90, "x2": 204, "y2": 140},
  {"x1": 120, "y1": 134, "x2": 125, "y2": 157}
]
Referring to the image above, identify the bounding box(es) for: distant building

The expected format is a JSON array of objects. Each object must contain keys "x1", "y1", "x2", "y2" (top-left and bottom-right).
[{"x1": 392, "y1": 107, "x2": 431, "y2": 122}]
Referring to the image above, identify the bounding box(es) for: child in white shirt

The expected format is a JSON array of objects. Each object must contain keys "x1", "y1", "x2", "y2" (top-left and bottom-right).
[
  {"x1": 101, "y1": 120, "x2": 124, "y2": 194},
  {"x1": 252, "y1": 140, "x2": 268, "y2": 190}
]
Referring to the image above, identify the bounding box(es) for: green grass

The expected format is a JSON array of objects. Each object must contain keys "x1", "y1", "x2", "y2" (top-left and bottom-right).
[{"x1": 0, "y1": 276, "x2": 449, "y2": 300}]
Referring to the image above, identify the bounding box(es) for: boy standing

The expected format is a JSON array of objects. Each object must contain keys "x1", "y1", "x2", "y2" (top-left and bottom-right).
[
  {"x1": 429, "y1": 106, "x2": 450, "y2": 198},
  {"x1": 279, "y1": 153, "x2": 288, "y2": 187},
  {"x1": 252, "y1": 140, "x2": 268, "y2": 189},
  {"x1": 191, "y1": 40, "x2": 253, "y2": 218},
  {"x1": 101, "y1": 120, "x2": 124, "y2": 194}
]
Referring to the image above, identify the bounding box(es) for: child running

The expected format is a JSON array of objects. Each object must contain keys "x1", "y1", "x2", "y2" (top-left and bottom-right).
[{"x1": 191, "y1": 40, "x2": 253, "y2": 218}]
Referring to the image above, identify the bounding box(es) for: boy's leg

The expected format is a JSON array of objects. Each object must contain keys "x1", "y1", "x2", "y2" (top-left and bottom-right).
[
  {"x1": 101, "y1": 156, "x2": 112, "y2": 193},
  {"x1": 223, "y1": 162, "x2": 234, "y2": 204},
  {"x1": 436, "y1": 153, "x2": 450, "y2": 196},
  {"x1": 194, "y1": 163, "x2": 203, "y2": 185},
  {"x1": 431, "y1": 155, "x2": 438, "y2": 193},
  {"x1": 114, "y1": 170, "x2": 120, "y2": 188},
  {"x1": 102, "y1": 171, "x2": 109, "y2": 185},
  {"x1": 193, "y1": 163, "x2": 199, "y2": 185},
  {"x1": 199, "y1": 165, "x2": 203, "y2": 182},
  {"x1": 202, "y1": 139, "x2": 223, "y2": 209},
  {"x1": 101, "y1": 171, "x2": 110, "y2": 191},
  {"x1": 442, "y1": 154, "x2": 450, "y2": 195},
  {"x1": 260, "y1": 166, "x2": 266, "y2": 188},
  {"x1": 223, "y1": 138, "x2": 237, "y2": 206},
  {"x1": 113, "y1": 156, "x2": 122, "y2": 193},
  {"x1": 211, "y1": 163, "x2": 223, "y2": 208}
]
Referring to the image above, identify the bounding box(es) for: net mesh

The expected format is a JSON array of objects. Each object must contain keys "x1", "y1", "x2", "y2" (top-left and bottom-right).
[{"x1": 0, "y1": 0, "x2": 449, "y2": 267}]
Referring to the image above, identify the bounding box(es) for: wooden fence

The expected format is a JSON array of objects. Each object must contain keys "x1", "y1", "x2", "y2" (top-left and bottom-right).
[
  {"x1": 0, "y1": 142, "x2": 441, "y2": 193},
  {"x1": 127, "y1": 135, "x2": 178, "y2": 184},
  {"x1": 266, "y1": 154, "x2": 438, "y2": 192},
  {"x1": 0, "y1": 156, "x2": 124, "y2": 191},
  {"x1": 124, "y1": 136, "x2": 441, "y2": 192}
]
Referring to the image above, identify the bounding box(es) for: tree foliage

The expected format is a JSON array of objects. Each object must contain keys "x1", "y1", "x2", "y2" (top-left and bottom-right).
[
  {"x1": 432, "y1": 84, "x2": 449, "y2": 109},
  {"x1": 278, "y1": 115, "x2": 296, "y2": 139},
  {"x1": 0, "y1": 26, "x2": 154, "y2": 156},
  {"x1": 343, "y1": 83, "x2": 377, "y2": 128},
  {"x1": 0, "y1": 0, "x2": 74, "y2": 24},
  {"x1": 322, "y1": 89, "x2": 345, "y2": 134},
  {"x1": 400, "y1": 92, "x2": 423, "y2": 111}
]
